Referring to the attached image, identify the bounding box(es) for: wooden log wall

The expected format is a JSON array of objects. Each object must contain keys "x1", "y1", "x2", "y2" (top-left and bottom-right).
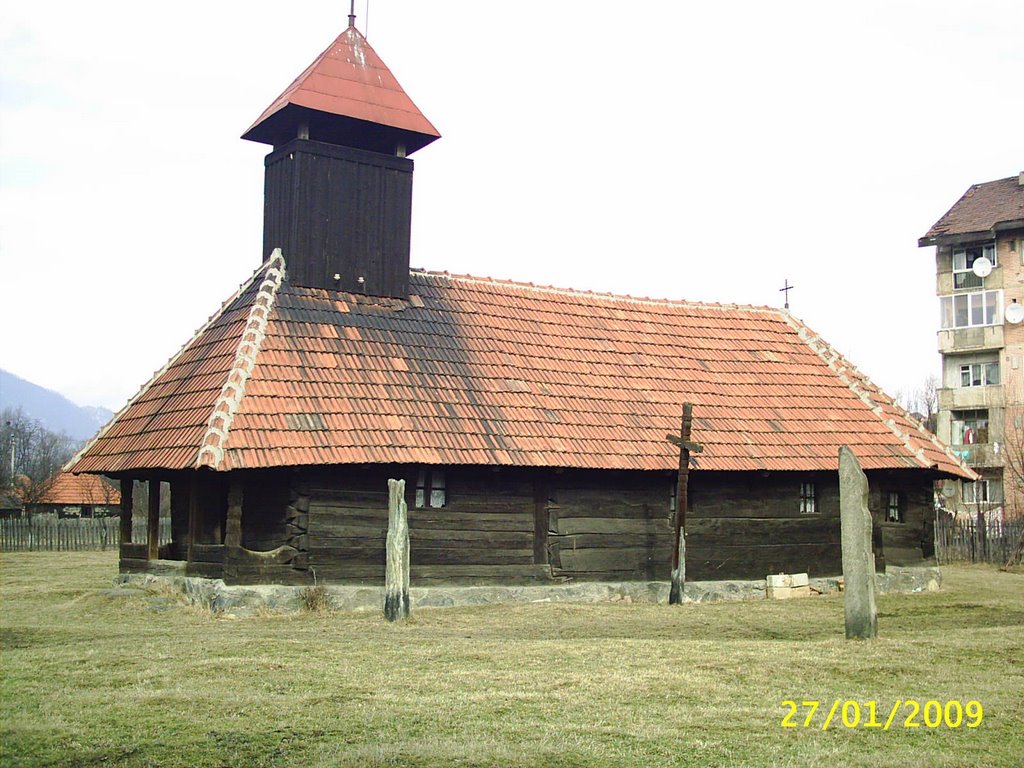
[
  {"x1": 548, "y1": 471, "x2": 674, "y2": 581},
  {"x1": 302, "y1": 466, "x2": 551, "y2": 585},
  {"x1": 688, "y1": 472, "x2": 844, "y2": 580},
  {"x1": 408, "y1": 469, "x2": 551, "y2": 585},
  {"x1": 193, "y1": 472, "x2": 228, "y2": 545},
  {"x1": 304, "y1": 466, "x2": 390, "y2": 584},
  {"x1": 869, "y1": 470, "x2": 936, "y2": 566},
  {"x1": 162, "y1": 465, "x2": 938, "y2": 587},
  {"x1": 239, "y1": 471, "x2": 291, "y2": 551},
  {"x1": 221, "y1": 470, "x2": 308, "y2": 585}
]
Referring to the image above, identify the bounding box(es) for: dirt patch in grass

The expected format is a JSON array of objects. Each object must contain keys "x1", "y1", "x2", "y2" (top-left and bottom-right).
[{"x1": 1, "y1": 552, "x2": 1022, "y2": 767}]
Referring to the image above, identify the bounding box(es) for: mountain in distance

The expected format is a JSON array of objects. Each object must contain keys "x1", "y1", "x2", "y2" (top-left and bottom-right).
[{"x1": 0, "y1": 369, "x2": 114, "y2": 442}]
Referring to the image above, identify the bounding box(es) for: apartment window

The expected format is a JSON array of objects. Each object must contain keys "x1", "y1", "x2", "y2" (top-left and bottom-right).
[
  {"x1": 959, "y1": 361, "x2": 1000, "y2": 387},
  {"x1": 952, "y1": 243, "x2": 996, "y2": 289},
  {"x1": 951, "y1": 410, "x2": 989, "y2": 445},
  {"x1": 886, "y1": 492, "x2": 904, "y2": 523},
  {"x1": 799, "y1": 482, "x2": 817, "y2": 514},
  {"x1": 415, "y1": 469, "x2": 446, "y2": 508},
  {"x1": 940, "y1": 290, "x2": 1001, "y2": 329},
  {"x1": 961, "y1": 479, "x2": 1003, "y2": 504}
]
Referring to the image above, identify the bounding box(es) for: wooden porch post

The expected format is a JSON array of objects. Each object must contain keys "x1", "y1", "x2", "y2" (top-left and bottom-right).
[
  {"x1": 119, "y1": 478, "x2": 133, "y2": 545},
  {"x1": 186, "y1": 473, "x2": 200, "y2": 563},
  {"x1": 225, "y1": 474, "x2": 243, "y2": 548},
  {"x1": 147, "y1": 480, "x2": 161, "y2": 560}
]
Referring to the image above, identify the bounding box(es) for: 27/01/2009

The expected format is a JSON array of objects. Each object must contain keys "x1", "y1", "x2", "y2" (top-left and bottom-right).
[{"x1": 780, "y1": 699, "x2": 983, "y2": 730}]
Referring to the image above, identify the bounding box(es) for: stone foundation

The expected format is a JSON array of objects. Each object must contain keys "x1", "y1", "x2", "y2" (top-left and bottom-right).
[{"x1": 112, "y1": 564, "x2": 942, "y2": 616}]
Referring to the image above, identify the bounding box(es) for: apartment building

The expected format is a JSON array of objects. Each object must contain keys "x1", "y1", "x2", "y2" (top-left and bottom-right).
[{"x1": 920, "y1": 173, "x2": 1024, "y2": 520}]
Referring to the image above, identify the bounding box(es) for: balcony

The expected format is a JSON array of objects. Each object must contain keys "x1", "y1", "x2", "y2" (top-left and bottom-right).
[
  {"x1": 947, "y1": 443, "x2": 1004, "y2": 469},
  {"x1": 937, "y1": 386, "x2": 1005, "y2": 410},
  {"x1": 937, "y1": 269, "x2": 1003, "y2": 295},
  {"x1": 938, "y1": 325, "x2": 1004, "y2": 354}
]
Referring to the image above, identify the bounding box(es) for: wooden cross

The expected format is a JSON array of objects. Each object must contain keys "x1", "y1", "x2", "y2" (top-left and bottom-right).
[
  {"x1": 665, "y1": 402, "x2": 703, "y2": 605},
  {"x1": 779, "y1": 278, "x2": 795, "y2": 309}
]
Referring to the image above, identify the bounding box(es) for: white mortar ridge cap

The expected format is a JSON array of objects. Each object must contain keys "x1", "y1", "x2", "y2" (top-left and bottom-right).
[
  {"x1": 65, "y1": 252, "x2": 285, "y2": 474},
  {"x1": 197, "y1": 249, "x2": 286, "y2": 471}
]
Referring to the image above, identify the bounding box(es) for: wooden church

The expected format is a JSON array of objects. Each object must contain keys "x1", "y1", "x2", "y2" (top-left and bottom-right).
[{"x1": 69, "y1": 17, "x2": 972, "y2": 587}]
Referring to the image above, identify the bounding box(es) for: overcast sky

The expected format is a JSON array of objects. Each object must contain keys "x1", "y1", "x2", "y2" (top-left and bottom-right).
[{"x1": 1, "y1": 1, "x2": 1022, "y2": 413}]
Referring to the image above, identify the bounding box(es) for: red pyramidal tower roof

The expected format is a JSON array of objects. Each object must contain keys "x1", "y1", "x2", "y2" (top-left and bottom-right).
[{"x1": 242, "y1": 22, "x2": 440, "y2": 154}]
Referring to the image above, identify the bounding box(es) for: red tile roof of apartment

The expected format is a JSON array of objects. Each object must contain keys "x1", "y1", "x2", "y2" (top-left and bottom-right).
[
  {"x1": 38, "y1": 471, "x2": 120, "y2": 506},
  {"x1": 242, "y1": 24, "x2": 440, "y2": 153},
  {"x1": 69, "y1": 253, "x2": 973, "y2": 480},
  {"x1": 920, "y1": 175, "x2": 1024, "y2": 244}
]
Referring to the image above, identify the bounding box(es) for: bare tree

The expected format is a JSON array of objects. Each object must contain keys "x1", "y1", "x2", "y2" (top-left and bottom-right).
[
  {"x1": 895, "y1": 374, "x2": 940, "y2": 433},
  {"x1": 1, "y1": 407, "x2": 80, "y2": 504},
  {"x1": 995, "y1": 406, "x2": 1024, "y2": 565},
  {"x1": 1001, "y1": 406, "x2": 1024, "y2": 518}
]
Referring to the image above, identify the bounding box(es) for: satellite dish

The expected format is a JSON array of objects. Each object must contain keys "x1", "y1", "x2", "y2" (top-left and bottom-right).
[
  {"x1": 972, "y1": 256, "x2": 993, "y2": 277},
  {"x1": 1006, "y1": 302, "x2": 1024, "y2": 324},
  {"x1": 942, "y1": 482, "x2": 957, "y2": 498}
]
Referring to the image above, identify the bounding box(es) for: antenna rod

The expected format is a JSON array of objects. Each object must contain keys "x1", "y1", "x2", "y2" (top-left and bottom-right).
[{"x1": 348, "y1": 0, "x2": 356, "y2": 27}]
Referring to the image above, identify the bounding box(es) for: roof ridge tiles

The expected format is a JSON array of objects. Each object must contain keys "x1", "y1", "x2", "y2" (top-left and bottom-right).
[
  {"x1": 782, "y1": 312, "x2": 975, "y2": 477},
  {"x1": 197, "y1": 249, "x2": 286, "y2": 470},
  {"x1": 65, "y1": 253, "x2": 284, "y2": 475},
  {"x1": 411, "y1": 269, "x2": 779, "y2": 313}
]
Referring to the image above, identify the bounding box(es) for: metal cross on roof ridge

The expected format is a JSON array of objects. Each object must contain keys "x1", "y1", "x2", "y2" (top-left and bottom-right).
[{"x1": 779, "y1": 278, "x2": 795, "y2": 309}]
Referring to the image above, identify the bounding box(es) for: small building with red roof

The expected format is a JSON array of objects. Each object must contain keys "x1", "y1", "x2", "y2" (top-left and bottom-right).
[
  {"x1": 68, "y1": 17, "x2": 972, "y2": 587},
  {"x1": 30, "y1": 472, "x2": 120, "y2": 518}
]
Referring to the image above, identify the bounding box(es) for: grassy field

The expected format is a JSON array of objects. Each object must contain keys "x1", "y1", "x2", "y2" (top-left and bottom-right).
[{"x1": 1, "y1": 553, "x2": 1022, "y2": 768}]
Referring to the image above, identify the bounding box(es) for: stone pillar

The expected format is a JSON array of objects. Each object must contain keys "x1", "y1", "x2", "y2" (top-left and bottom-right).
[
  {"x1": 839, "y1": 446, "x2": 878, "y2": 639},
  {"x1": 384, "y1": 478, "x2": 410, "y2": 622}
]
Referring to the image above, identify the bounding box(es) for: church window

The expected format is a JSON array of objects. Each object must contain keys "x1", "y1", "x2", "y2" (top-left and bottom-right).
[
  {"x1": 799, "y1": 482, "x2": 817, "y2": 514},
  {"x1": 886, "y1": 492, "x2": 904, "y2": 523},
  {"x1": 415, "y1": 469, "x2": 446, "y2": 508}
]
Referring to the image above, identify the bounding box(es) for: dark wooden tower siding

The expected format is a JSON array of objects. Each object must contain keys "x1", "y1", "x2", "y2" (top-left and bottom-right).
[{"x1": 262, "y1": 140, "x2": 414, "y2": 296}]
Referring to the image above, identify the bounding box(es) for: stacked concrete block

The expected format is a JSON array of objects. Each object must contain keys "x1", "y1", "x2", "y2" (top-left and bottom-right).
[{"x1": 766, "y1": 572, "x2": 811, "y2": 599}]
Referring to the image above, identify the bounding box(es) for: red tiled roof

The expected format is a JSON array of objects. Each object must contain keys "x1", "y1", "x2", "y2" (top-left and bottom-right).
[
  {"x1": 921, "y1": 175, "x2": 1024, "y2": 243},
  {"x1": 69, "y1": 254, "x2": 973, "y2": 479},
  {"x1": 38, "y1": 472, "x2": 120, "y2": 506},
  {"x1": 242, "y1": 25, "x2": 439, "y2": 152}
]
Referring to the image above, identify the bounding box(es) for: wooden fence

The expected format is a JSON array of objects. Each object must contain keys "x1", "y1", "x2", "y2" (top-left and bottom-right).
[
  {"x1": 935, "y1": 517, "x2": 1024, "y2": 566},
  {"x1": 0, "y1": 516, "x2": 172, "y2": 552}
]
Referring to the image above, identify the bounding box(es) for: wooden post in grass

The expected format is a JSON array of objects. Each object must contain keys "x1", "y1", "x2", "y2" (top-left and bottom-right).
[
  {"x1": 385, "y1": 478, "x2": 410, "y2": 622},
  {"x1": 666, "y1": 403, "x2": 703, "y2": 605}
]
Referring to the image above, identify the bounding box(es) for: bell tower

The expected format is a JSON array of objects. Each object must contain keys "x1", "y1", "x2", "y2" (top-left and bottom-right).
[{"x1": 242, "y1": 13, "x2": 439, "y2": 298}]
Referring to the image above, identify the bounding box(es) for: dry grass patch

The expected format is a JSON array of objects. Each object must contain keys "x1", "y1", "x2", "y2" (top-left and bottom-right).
[{"x1": 1, "y1": 552, "x2": 1022, "y2": 767}]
